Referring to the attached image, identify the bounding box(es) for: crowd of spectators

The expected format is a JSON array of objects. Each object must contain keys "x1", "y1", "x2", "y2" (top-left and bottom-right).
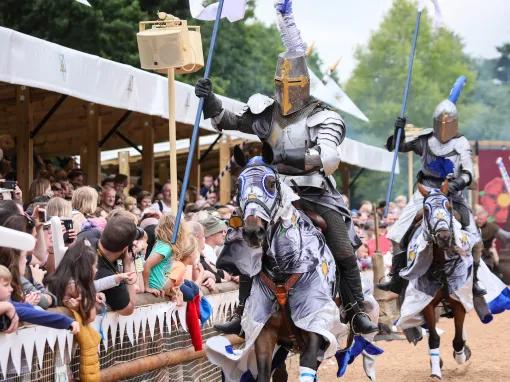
[
  {"x1": 0, "y1": 165, "x2": 237, "y2": 351},
  {"x1": 2, "y1": 163, "x2": 508, "y2": 353}
]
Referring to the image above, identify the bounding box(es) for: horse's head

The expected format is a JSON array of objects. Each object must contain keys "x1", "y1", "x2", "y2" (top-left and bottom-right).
[
  {"x1": 418, "y1": 181, "x2": 453, "y2": 249},
  {"x1": 234, "y1": 147, "x2": 281, "y2": 247}
]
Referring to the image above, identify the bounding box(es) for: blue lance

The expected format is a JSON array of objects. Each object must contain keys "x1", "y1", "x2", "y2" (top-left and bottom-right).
[
  {"x1": 172, "y1": 0, "x2": 226, "y2": 243},
  {"x1": 384, "y1": 9, "x2": 423, "y2": 217}
]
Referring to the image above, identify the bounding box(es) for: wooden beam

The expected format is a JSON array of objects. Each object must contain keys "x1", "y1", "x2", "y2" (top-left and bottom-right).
[
  {"x1": 15, "y1": 86, "x2": 33, "y2": 202},
  {"x1": 167, "y1": 68, "x2": 178, "y2": 214},
  {"x1": 189, "y1": 136, "x2": 200, "y2": 202},
  {"x1": 86, "y1": 104, "x2": 101, "y2": 186},
  {"x1": 118, "y1": 151, "x2": 130, "y2": 196},
  {"x1": 142, "y1": 118, "x2": 155, "y2": 195},
  {"x1": 219, "y1": 136, "x2": 231, "y2": 205}
]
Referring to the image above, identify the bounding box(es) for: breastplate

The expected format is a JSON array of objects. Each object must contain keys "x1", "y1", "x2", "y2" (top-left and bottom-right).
[
  {"x1": 267, "y1": 102, "x2": 317, "y2": 176},
  {"x1": 419, "y1": 138, "x2": 462, "y2": 188}
]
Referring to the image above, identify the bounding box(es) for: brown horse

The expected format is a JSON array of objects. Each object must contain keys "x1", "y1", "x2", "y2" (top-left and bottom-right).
[{"x1": 409, "y1": 182, "x2": 472, "y2": 379}]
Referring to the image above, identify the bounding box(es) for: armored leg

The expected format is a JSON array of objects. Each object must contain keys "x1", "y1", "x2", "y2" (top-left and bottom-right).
[
  {"x1": 472, "y1": 242, "x2": 487, "y2": 296},
  {"x1": 214, "y1": 275, "x2": 253, "y2": 335},
  {"x1": 303, "y1": 201, "x2": 377, "y2": 334},
  {"x1": 376, "y1": 242, "x2": 407, "y2": 294}
]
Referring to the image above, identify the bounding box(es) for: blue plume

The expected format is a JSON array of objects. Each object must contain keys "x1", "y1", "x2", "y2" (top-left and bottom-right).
[
  {"x1": 276, "y1": 0, "x2": 292, "y2": 15},
  {"x1": 427, "y1": 157, "x2": 455, "y2": 180},
  {"x1": 448, "y1": 75, "x2": 467, "y2": 104}
]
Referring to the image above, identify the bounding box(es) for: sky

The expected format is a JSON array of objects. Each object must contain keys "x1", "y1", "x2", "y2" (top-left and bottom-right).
[{"x1": 254, "y1": 0, "x2": 510, "y2": 83}]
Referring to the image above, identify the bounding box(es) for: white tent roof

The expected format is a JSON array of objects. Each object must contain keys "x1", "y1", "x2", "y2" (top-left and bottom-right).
[{"x1": 0, "y1": 27, "x2": 397, "y2": 173}]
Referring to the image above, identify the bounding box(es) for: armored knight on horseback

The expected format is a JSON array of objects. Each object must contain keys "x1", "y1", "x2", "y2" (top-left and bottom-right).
[
  {"x1": 378, "y1": 76, "x2": 486, "y2": 297},
  {"x1": 195, "y1": 0, "x2": 377, "y2": 336}
]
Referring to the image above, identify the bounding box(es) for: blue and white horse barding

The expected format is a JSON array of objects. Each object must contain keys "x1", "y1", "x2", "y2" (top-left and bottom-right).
[
  {"x1": 396, "y1": 181, "x2": 510, "y2": 379},
  {"x1": 206, "y1": 152, "x2": 381, "y2": 382}
]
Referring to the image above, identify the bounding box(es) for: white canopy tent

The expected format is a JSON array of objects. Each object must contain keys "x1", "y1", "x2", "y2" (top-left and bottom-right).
[{"x1": 0, "y1": 26, "x2": 397, "y2": 195}]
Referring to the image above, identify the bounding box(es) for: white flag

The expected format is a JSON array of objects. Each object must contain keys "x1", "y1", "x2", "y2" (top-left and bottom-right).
[
  {"x1": 75, "y1": 0, "x2": 92, "y2": 6},
  {"x1": 418, "y1": 0, "x2": 443, "y2": 28},
  {"x1": 189, "y1": 0, "x2": 247, "y2": 22},
  {"x1": 309, "y1": 69, "x2": 369, "y2": 123}
]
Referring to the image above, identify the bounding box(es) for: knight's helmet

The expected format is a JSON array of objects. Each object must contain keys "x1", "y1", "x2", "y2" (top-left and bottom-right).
[
  {"x1": 432, "y1": 75, "x2": 467, "y2": 144},
  {"x1": 274, "y1": 0, "x2": 310, "y2": 116}
]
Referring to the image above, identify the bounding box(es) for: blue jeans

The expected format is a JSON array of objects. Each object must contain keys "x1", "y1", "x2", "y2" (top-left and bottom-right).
[{"x1": 180, "y1": 280, "x2": 199, "y2": 302}]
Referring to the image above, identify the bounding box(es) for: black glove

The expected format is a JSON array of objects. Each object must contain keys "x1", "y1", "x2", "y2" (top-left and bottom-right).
[
  {"x1": 195, "y1": 78, "x2": 223, "y2": 119},
  {"x1": 385, "y1": 116, "x2": 407, "y2": 152},
  {"x1": 447, "y1": 176, "x2": 467, "y2": 194}
]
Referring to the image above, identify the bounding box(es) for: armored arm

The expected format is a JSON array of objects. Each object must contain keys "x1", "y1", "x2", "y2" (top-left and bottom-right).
[
  {"x1": 448, "y1": 137, "x2": 474, "y2": 193},
  {"x1": 385, "y1": 117, "x2": 426, "y2": 155},
  {"x1": 195, "y1": 79, "x2": 264, "y2": 135},
  {"x1": 307, "y1": 109, "x2": 345, "y2": 176}
]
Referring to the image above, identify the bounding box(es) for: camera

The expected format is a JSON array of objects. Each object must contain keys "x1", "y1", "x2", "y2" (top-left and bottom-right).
[
  {"x1": 129, "y1": 227, "x2": 146, "y2": 258},
  {"x1": 0, "y1": 314, "x2": 12, "y2": 332},
  {"x1": 0, "y1": 180, "x2": 16, "y2": 190}
]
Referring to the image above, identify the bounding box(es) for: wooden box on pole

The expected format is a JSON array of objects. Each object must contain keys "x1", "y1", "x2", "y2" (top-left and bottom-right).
[{"x1": 137, "y1": 13, "x2": 204, "y2": 214}]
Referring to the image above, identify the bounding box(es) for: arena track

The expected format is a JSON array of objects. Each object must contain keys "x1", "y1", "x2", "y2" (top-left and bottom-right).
[{"x1": 287, "y1": 309, "x2": 510, "y2": 381}]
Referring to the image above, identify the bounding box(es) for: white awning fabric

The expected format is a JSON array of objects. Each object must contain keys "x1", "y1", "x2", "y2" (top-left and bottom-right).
[{"x1": 0, "y1": 27, "x2": 397, "y2": 173}]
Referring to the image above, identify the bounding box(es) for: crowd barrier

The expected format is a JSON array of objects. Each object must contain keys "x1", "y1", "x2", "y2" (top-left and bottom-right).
[{"x1": 0, "y1": 282, "x2": 241, "y2": 382}]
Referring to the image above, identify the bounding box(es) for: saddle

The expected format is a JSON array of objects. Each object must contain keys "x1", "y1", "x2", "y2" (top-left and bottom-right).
[{"x1": 259, "y1": 271, "x2": 305, "y2": 351}]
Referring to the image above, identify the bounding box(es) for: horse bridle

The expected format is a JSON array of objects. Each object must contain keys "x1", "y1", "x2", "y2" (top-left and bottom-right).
[{"x1": 422, "y1": 192, "x2": 454, "y2": 248}]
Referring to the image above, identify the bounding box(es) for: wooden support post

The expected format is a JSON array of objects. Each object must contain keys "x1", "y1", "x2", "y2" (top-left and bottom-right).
[
  {"x1": 408, "y1": 151, "x2": 414, "y2": 201},
  {"x1": 189, "y1": 136, "x2": 201, "y2": 203},
  {"x1": 142, "y1": 118, "x2": 155, "y2": 195},
  {"x1": 80, "y1": 145, "x2": 88, "y2": 173},
  {"x1": 86, "y1": 103, "x2": 101, "y2": 186},
  {"x1": 118, "y1": 151, "x2": 130, "y2": 196},
  {"x1": 16, "y1": 86, "x2": 33, "y2": 202},
  {"x1": 168, "y1": 68, "x2": 178, "y2": 214},
  {"x1": 219, "y1": 135, "x2": 231, "y2": 204}
]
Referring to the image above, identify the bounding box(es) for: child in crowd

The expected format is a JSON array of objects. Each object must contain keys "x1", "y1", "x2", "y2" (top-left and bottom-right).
[
  {"x1": 142, "y1": 214, "x2": 185, "y2": 296},
  {"x1": 46, "y1": 239, "x2": 99, "y2": 324},
  {"x1": 0, "y1": 215, "x2": 55, "y2": 308},
  {"x1": 163, "y1": 235, "x2": 200, "y2": 305},
  {"x1": 0, "y1": 265, "x2": 79, "y2": 333},
  {"x1": 163, "y1": 235, "x2": 203, "y2": 351}
]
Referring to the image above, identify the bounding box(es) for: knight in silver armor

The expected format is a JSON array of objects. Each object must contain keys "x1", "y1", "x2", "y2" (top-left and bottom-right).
[
  {"x1": 198, "y1": 0, "x2": 377, "y2": 335},
  {"x1": 379, "y1": 76, "x2": 486, "y2": 296}
]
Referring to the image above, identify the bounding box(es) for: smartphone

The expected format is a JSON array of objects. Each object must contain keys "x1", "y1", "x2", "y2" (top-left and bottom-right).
[
  {"x1": 0, "y1": 180, "x2": 16, "y2": 190},
  {"x1": 62, "y1": 218, "x2": 73, "y2": 231},
  {"x1": 38, "y1": 209, "x2": 47, "y2": 223}
]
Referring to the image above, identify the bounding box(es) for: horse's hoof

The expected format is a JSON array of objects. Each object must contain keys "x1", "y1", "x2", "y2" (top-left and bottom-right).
[
  {"x1": 453, "y1": 345, "x2": 471, "y2": 365},
  {"x1": 429, "y1": 374, "x2": 442, "y2": 380},
  {"x1": 464, "y1": 344, "x2": 472, "y2": 362}
]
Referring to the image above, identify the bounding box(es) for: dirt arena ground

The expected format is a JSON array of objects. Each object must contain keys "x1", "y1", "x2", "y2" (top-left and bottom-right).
[{"x1": 286, "y1": 310, "x2": 510, "y2": 381}]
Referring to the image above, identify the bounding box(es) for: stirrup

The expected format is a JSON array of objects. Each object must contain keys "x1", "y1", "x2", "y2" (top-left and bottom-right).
[{"x1": 350, "y1": 311, "x2": 377, "y2": 336}]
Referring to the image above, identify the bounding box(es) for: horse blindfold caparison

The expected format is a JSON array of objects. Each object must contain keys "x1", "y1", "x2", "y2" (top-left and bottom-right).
[{"x1": 237, "y1": 164, "x2": 281, "y2": 223}]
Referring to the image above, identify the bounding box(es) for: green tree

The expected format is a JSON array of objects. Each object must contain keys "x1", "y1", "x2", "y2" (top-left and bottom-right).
[
  {"x1": 346, "y1": 0, "x2": 475, "y2": 137},
  {"x1": 343, "y1": 0, "x2": 477, "y2": 205}
]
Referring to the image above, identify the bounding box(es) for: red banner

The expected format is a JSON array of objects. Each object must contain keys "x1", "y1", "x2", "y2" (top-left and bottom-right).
[{"x1": 478, "y1": 149, "x2": 510, "y2": 230}]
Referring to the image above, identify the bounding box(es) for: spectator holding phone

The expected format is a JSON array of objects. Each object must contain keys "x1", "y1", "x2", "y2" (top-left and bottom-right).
[{"x1": 93, "y1": 216, "x2": 140, "y2": 315}]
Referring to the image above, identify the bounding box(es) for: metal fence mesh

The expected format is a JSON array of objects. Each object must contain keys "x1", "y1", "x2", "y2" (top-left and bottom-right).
[{"x1": 2, "y1": 303, "x2": 236, "y2": 382}]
